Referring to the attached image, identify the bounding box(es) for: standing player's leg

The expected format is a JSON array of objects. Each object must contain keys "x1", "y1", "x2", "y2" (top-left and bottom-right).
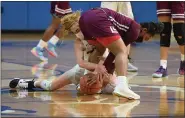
[
  {"x1": 171, "y1": 2, "x2": 185, "y2": 75},
  {"x1": 153, "y1": 2, "x2": 171, "y2": 78},
  {"x1": 31, "y1": 1, "x2": 72, "y2": 61},
  {"x1": 31, "y1": 15, "x2": 60, "y2": 61},
  {"x1": 115, "y1": 2, "x2": 139, "y2": 72}
]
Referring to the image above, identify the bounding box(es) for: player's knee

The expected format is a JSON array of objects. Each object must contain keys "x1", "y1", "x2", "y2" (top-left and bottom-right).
[
  {"x1": 160, "y1": 22, "x2": 172, "y2": 47},
  {"x1": 40, "y1": 80, "x2": 52, "y2": 91},
  {"x1": 173, "y1": 23, "x2": 185, "y2": 46}
]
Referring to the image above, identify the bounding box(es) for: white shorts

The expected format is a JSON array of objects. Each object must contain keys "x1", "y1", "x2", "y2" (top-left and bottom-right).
[{"x1": 101, "y1": 1, "x2": 134, "y2": 19}]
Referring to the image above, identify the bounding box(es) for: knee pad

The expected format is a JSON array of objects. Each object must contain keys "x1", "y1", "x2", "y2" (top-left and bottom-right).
[
  {"x1": 173, "y1": 23, "x2": 185, "y2": 46},
  {"x1": 160, "y1": 22, "x2": 172, "y2": 47}
]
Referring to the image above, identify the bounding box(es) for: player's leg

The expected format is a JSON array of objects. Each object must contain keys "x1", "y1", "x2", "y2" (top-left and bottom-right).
[
  {"x1": 45, "y1": 1, "x2": 72, "y2": 57},
  {"x1": 171, "y1": 2, "x2": 185, "y2": 75},
  {"x1": 127, "y1": 45, "x2": 138, "y2": 72},
  {"x1": 153, "y1": 1, "x2": 171, "y2": 78},
  {"x1": 31, "y1": 2, "x2": 72, "y2": 60},
  {"x1": 9, "y1": 65, "x2": 84, "y2": 91},
  {"x1": 95, "y1": 38, "x2": 140, "y2": 99},
  {"x1": 31, "y1": 16, "x2": 60, "y2": 61},
  {"x1": 36, "y1": 65, "x2": 84, "y2": 90},
  {"x1": 118, "y1": 2, "x2": 138, "y2": 72}
]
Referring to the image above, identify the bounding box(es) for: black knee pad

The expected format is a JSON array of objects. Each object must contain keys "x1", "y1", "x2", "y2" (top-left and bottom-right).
[
  {"x1": 160, "y1": 22, "x2": 172, "y2": 47},
  {"x1": 173, "y1": 23, "x2": 185, "y2": 46}
]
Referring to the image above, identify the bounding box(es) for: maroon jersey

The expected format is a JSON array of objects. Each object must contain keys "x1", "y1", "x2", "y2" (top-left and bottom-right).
[
  {"x1": 79, "y1": 8, "x2": 141, "y2": 46},
  {"x1": 157, "y1": 1, "x2": 185, "y2": 20},
  {"x1": 50, "y1": 1, "x2": 72, "y2": 18}
]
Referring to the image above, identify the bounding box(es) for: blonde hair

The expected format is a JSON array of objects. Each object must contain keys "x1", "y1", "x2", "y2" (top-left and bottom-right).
[{"x1": 60, "y1": 11, "x2": 81, "y2": 38}]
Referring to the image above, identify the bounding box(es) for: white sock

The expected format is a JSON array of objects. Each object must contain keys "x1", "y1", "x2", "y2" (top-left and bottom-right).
[
  {"x1": 34, "y1": 81, "x2": 39, "y2": 88},
  {"x1": 181, "y1": 54, "x2": 184, "y2": 61},
  {"x1": 49, "y1": 35, "x2": 59, "y2": 45},
  {"x1": 116, "y1": 76, "x2": 128, "y2": 86},
  {"x1": 37, "y1": 39, "x2": 47, "y2": 49},
  {"x1": 40, "y1": 80, "x2": 52, "y2": 90},
  {"x1": 160, "y1": 60, "x2": 167, "y2": 69}
]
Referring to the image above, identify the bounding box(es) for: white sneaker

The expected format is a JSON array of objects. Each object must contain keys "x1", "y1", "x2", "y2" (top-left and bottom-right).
[
  {"x1": 127, "y1": 62, "x2": 138, "y2": 72},
  {"x1": 113, "y1": 77, "x2": 140, "y2": 99}
]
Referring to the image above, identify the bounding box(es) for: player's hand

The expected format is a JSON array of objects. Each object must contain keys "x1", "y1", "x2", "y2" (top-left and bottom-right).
[
  {"x1": 94, "y1": 64, "x2": 108, "y2": 76},
  {"x1": 87, "y1": 73, "x2": 103, "y2": 87},
  {"x1": 102, "y1": 74, "x2": 111, "y2": 86}
]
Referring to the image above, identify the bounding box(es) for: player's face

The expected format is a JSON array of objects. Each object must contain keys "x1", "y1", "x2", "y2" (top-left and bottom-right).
[
  {"x1": 143, "y1": 33, "x2": 152, "y2": 41},
  {"x1": 137, "y1": 28, "x2": 153, "y2": 42},
  {"x1": 70, "y1": 22, "x2": 80, "y2": 34}
]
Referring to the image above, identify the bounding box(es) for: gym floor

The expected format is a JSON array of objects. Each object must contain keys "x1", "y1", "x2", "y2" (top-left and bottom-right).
[{"x1": 1, "y1": 33, "x2": 184, "y2": 117}]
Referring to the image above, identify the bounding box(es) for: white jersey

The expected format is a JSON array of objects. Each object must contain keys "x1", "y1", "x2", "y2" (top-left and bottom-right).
[
  {"x1": 64, "y1": 31, "x2": 115, "y2": 93},
  {"x1": 101, "y1": 2, "x2": 134, "y2": 19}
]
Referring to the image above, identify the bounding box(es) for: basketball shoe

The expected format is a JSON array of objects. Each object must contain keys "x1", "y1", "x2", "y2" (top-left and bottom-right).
[
  {"x1": 178, "y1": 61, "x2": 185, "y2": 75},
  {"x1": 113, "y1": 77, "x2": 140, "y2": 99},
  {"x1": 152, "y1": 66, "x2": 168, "y2": 78},
  {"x1": 9, "y1": 78, "x2": 35, "y2": 89},
  {"x1": 45, "y1": 42, "x2": 58, "y2": 57},
  {"x1": 31, "y1": 47, "x2": 48, "y2": 61}
]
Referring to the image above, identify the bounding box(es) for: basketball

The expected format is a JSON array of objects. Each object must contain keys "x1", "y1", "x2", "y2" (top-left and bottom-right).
[{"x1": 80, "y1": 73, "x2": 102, "y2": 95}]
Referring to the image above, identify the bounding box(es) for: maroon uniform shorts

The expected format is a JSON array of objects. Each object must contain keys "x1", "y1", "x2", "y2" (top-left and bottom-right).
[
  {"x1": 50, "y1": 1, "x2": 72, "y2": 18},
  {"x1": 157, "y1": 1, "x2": 185, "y2": 20}
]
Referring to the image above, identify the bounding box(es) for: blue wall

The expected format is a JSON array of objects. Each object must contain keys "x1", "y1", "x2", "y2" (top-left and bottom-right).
[{"x1": 1, "y1": 1, "x2": 157, "y2": 30}]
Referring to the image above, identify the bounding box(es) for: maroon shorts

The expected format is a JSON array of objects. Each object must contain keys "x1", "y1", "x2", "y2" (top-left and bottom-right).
[
  {"x1": 50, "y1": 1, "x2": 72, "y2": 18},
  {"x1": 79, "y1": 9, "x2": 140, "y2": 47},
  {"x1": 157, "y1": 1, "x2": 185, "y2": 20}
]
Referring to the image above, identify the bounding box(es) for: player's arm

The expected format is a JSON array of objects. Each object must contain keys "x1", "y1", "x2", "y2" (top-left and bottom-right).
[{"x1": 74, "y1": 38, "x2": 98, "y2": 71}]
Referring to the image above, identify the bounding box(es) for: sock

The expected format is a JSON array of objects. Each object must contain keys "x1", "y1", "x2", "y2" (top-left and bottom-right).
[
  {"x1": 37, "y1": 39, "x2": 47, "y2": 49},
  {"x1": 181, "y1": 54, "x2": 184, "y2": 61},
  {"x1": 160, "y1": 60, "x2": 167, "y2": 69},
  {"x1": 40, "y1": 80, "x2": 52, "y2": 90},
  {"x1": 34, "y1": 81, "x2": 39, "y2": 88},
  {"x1": 48, "y1": 35, "x2": 59, "y2": 45},
  {"x1": 117, "y1": 76, "x2": 128, "y2": 85}
]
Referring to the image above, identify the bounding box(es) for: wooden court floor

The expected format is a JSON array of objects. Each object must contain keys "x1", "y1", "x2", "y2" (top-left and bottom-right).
[{"x1": 1, "y1": 34, "x2": 184, "y2": 117}]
